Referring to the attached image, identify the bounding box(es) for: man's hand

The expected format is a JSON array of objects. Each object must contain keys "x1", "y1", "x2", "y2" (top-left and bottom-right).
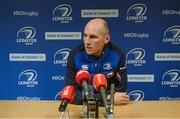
[{"x1": 107, "y1": 92, "x2": 130, "y2": 105}]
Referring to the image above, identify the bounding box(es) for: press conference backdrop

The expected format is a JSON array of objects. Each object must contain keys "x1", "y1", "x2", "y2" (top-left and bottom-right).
[{"x1": 0, "y1": 0, "x2": 179, "y2": 101}]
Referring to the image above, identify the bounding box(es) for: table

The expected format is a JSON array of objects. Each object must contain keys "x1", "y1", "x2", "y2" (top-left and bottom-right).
[{"x1": 0, "y1": 100, "x2": 180, "y2": 118}]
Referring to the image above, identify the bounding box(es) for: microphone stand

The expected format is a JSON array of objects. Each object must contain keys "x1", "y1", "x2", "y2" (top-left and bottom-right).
[
  {"x1": 82, "y1": 80, "x2": 89, "y2": 100},
  {"x1": 82, "y1": 89, "x2": 89, "y2": 118},
  {"x1": 83, "y1": 85, "x2": 99, "y2": 118},
  {"x1": 59, "y1": 107, "x2": 70, "y2": 119},
  {"x1": 100, "y1": 86, "x2": 110, "y2": 113},
  {"x1": 107, "y1": 83, "x2": 115, "y2": 119}
]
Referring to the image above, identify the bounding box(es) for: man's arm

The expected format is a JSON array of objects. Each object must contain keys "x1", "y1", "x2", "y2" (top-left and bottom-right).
[
  {"x1": 65, "y1": 51, "x2": 83, "y2": 104},
  {"x1": 107, "y1": 52, "x2": 130, "y2": 105},
  {"x1": 115, "y1": 51, "x2": 127, "y2": 92}
]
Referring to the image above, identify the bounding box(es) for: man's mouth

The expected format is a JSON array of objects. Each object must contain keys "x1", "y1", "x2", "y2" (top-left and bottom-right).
[{"x1": 86, "y1": 47, "x2": 92, "y2": 50}]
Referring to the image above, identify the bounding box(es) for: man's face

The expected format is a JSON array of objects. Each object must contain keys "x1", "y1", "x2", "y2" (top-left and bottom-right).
[{"x1": 83, "y1": 22, "x2": 109, "y2": 57}]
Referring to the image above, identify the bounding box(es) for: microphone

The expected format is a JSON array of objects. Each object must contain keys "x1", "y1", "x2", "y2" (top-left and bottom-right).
[
  {"x1": 93, "y1": 74, "x2": 109, "y2": 113},
  {"x1": 58, "y1": 85, "x2": 75, "y2": 112},
  {"x1": 110, "y1": 83, "x2": 115, "y2": 114},
  {"x1": 75, "y1": 70, "x2": 91, "y2": 100}
]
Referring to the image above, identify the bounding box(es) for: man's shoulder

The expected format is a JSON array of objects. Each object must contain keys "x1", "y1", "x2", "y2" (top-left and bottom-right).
[
  {"x1": 108, "y1": 42, "x2": 124, "y2": 55},
  {"x1": 70, "y1": 44, "x2": 85, "y2": 57},
  {"x1": 67, "y1": 44, "x2": 85, "y2": 66}
]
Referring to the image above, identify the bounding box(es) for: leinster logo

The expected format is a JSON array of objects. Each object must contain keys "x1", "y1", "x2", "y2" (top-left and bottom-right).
[
  {"x1": 162, "y1": 69, "x2": 180, "y2": 87},
  {"x1": 126, "y1": 48, "x2": 146, "y2": 66},
  {"x1": 54, "y1": 48, "x2": 71, "y2": 66},
  {"x1": 55, "y1": 91, "x2": 62, "y2": 100},
  {"x1": 16, "y1": 26, "x2": 37, "y2": 45},
  {"x1": 103, "y1": 63, "x2": 112, "y2": 70},
  {"x1": 163, "y1": 25, "x2": 180, "y2": 45},
  {"x1": 126, "y1": 3, "x2": 147, "y2": 23},
  {"x1": 52, "y1": 4, "x2": 73, "y2": 23},
  {"x1": 18, "y1": 69, "x2": 38, "y2": 87},
  {"x1": 128, "y1": 90, "x2": 144, "y2": 101}
]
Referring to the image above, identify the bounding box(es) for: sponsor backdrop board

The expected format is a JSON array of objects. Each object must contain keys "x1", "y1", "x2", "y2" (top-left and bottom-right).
[{"x1": 0, "y1": 0, "x2": 179, "y2": 101}]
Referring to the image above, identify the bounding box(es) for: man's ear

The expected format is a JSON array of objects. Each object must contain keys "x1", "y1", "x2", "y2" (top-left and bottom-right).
[{"x1": 105, "y1": 33, "x2": 110, "y2": 44}]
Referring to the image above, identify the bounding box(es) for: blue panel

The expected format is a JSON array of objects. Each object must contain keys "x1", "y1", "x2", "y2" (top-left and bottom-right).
[{"x1": 0, "y1": 0, "x2": 179, "y2": 101}]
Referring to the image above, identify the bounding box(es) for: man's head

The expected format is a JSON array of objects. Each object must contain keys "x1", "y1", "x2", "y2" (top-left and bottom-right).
[{"x1": 83, "y1": 18, "x2": 110, "y2": 57}]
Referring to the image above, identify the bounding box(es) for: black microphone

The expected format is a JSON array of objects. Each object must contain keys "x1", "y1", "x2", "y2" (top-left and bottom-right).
[
  {"x1": 110, "y1": 83, "x2": 115, "y2": 114},
  {"x1": 75, "y1": 70, "x2": 91, "y2": 100},
  {"x1": 58, "y1": 85, "x2": 75, "y2": 112},
  {"x1": 93, "y1": 73, "x2": 109, "y2": 113}
]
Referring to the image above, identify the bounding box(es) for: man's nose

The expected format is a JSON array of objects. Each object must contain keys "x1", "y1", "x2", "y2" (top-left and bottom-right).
[{"x1": 84, "y1": 37, "x2": 91, "y2": 44}]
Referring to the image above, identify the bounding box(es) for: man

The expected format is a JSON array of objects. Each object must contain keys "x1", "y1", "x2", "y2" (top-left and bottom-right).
[{"x1": 65, "y1": 18, "x2": 130, "y2": 105}]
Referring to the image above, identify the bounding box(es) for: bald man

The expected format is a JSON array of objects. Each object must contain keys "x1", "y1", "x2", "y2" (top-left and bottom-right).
[{"x1": 65, "y1": 18, "x2": 130, "y2": 106}]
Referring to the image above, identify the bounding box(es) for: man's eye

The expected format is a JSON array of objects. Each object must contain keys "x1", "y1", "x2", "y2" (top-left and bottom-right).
[
  {"x1": 83, "y1": 33, "x2": 87, "y2": 37},
  {"x1": 90, "y1": 35, "x2": 98, "y2": 39}
]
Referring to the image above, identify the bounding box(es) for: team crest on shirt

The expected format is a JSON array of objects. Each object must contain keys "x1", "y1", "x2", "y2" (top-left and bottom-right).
[
  {"x1": 82, "y1": 64, "x2": 89, "y2": 70},
  {"x1": 103, "y1": 63, "x2": 112, "y2": 70}
]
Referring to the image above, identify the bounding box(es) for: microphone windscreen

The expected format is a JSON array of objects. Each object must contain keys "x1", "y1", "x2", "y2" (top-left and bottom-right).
[
  {"x1": 61, "y1": 85, "x2": 75, "y2": 103},
  {"x1": 75, "y1": 70, "x2": 91, "y2": 86},
  {"x1": 93, "y1": 74, "x2": 107, "y2": 91}
]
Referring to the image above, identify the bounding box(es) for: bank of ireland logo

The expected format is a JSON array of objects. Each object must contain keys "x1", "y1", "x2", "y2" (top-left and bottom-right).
[
  {"x1": 162, "y1": 69, "x2": 180, "y2": 87},
  {"x1": 163, "y1": 26, "x2": 180, "y2": 45},
  {"x1": 126, "y1": 48, "x2": 146, "y2": 66},
  {"x1": 126, "y1": 3, "x2": 147, "y2": 23},
  {"x1": 16, "y1": 26, "x2": 37, "y2": 45},
  {"x1": 52, "y1": 4, "x2": 73, "y2": 23},
  {"x1": 54, "y1": 48, "x2": 71, "y2": 66},
  {"x1": 18, "y1": 69, "x2": 38, "y2": 87},
  {"x1": 128, "y1": 90, "x2": 144, "y2": 101}
]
